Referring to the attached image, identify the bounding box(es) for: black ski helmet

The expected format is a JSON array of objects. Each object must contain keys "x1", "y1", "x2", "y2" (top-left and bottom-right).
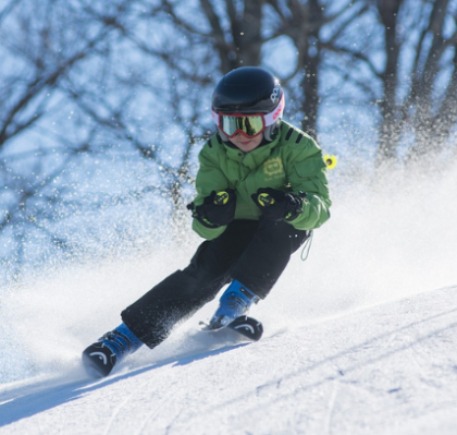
[{"x1": 211, "y1": 66, "x2": 285, "y2": 141}]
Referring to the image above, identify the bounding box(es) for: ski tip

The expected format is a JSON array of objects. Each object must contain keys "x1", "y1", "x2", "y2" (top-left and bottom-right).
[
  {"x1": 82, "y1": 344, "x2": 116, "y2": 378},
  {"x1": 228, "y1": 316, "x2": 263, "y2": 341},
  {"x1": 198, "y1": 316, "x2": 263, "y2": 341}
]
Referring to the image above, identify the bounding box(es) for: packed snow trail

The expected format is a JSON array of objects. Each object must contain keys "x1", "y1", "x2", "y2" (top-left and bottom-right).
[
  {"x1": 1, "y1": 161, "x2": 456, "y2": 433},
  {"x1": 1, "y1": 285, "x2": 457, "y2": 434}
]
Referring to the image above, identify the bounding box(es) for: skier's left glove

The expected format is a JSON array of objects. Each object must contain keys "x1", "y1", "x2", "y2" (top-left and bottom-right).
[
  {"x1": 188, "y1": 189, "x2": 236, "y2": 228},
  {"x1": 251, "y1": 188, "x2": 304, "y2": 222}
]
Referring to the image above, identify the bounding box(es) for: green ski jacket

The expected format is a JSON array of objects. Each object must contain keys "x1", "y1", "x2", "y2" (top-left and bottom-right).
[{"x1": 191, "y1": 120, "x2": 332, "y2": 240}]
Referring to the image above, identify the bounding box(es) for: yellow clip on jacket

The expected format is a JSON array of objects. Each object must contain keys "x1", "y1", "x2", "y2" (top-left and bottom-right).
[{"x1": 192, "y1": 120, "x2": 332, "y2": 240}]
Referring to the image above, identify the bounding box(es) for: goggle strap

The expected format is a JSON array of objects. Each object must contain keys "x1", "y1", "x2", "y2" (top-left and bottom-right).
[
  {"x1": 211, "y1": 110, "x2": 219, "y2": 124},
  {"x1": 263, "y1": 94, "x2": 285, "y2": 126}
]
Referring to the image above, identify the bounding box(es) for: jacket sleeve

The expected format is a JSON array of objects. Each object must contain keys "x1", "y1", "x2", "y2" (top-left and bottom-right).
[
  {"x1": 191, "y1": 141, "x2": 231, "y2": 240},
  {"x1": 283, "y1": 134, "x2": 332, "y2": 230}
]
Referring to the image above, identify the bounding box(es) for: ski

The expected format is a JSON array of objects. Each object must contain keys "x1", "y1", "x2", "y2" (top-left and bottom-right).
[{"x1": 200, "y1": 315, "x2": 263, "y2": 341}]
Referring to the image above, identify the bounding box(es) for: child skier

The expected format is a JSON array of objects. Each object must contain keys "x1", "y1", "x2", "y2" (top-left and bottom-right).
[{"x1": 82, "y1": 66, "x2": 332, "y2": 377}]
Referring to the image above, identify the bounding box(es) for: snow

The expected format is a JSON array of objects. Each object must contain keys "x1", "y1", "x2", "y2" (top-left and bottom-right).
[
  {"x1": 1, "y1": 162, "x2": 457, "y2": 434},
  {"x1": 1, "y1": 285, "x2": 457, "y2": 434}
]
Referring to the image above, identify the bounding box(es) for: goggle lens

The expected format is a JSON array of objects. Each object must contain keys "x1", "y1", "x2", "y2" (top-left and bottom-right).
[{"x1": 220, "y1": 115, "x2": 265, "y2": 137}]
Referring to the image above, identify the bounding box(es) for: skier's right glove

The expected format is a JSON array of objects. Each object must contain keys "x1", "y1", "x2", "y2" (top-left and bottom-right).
[
  {"x1": 251, "y1": 188, "x2": 304, "y2": 222},
  {"x1": 187, "y1": 189, "x2": 236, "y2": 228}
]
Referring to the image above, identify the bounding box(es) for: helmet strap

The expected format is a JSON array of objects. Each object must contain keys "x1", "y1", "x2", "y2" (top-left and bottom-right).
[{"x1": 263, "y1": 122, "x2": 280, "y2": 142}]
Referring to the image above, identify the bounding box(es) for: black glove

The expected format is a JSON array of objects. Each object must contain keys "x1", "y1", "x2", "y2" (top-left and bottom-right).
[
  {"x1": 188, "y1": 189, "x2": 236, "y2": 228},
  {"x1": 251, "y1": 188, "x2": 304, "y2": 221}
]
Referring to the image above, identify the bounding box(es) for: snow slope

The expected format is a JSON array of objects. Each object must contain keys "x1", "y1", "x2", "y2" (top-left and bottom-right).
[
  {"x1": 1, "y1": 285, "x2": 456, "y2": 434},
  {"x1": 1, "y1": 161, "x2": 456, "y2": 434}
]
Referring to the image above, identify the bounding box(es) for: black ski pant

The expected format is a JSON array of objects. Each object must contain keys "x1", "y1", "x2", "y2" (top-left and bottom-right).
[{"x1": 121, "y1": 219, "x2": 310, "y2": 348}]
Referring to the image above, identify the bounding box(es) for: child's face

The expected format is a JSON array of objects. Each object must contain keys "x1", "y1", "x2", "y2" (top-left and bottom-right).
[{"x1": 229, "y1": 132, "x2": 263, "y2": 153}]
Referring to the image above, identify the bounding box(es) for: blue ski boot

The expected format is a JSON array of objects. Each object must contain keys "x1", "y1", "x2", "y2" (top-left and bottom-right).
[
  {"x1": 82, "y1": 323, "x2": 142, "y2": 378},
  {"x1": 209, "y1": 280, "x2": 260, "y2": 330}
]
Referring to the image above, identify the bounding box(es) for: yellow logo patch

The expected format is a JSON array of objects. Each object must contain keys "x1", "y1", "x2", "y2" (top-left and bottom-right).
[{"x1": 263, "y1": 157, "x2": 284, "y2": 179}]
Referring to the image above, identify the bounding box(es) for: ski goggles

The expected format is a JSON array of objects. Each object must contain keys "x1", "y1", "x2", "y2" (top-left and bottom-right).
[
  {"x1": 219, "y1": 114, "x2": 265, "y2": 138},
  {"x1": 212, "y1": 94, "x2": 285, "y2": 138}
]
